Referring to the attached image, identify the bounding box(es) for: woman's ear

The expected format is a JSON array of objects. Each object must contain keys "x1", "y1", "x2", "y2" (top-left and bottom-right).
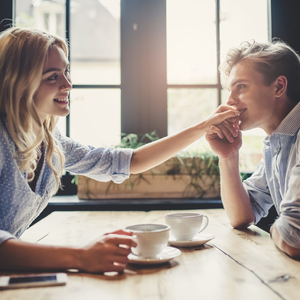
[{"x1": 274, "y1": 75, "x2": 287, "y2": 98}]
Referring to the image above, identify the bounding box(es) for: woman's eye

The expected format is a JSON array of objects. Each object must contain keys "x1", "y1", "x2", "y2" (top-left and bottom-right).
[
  {"x1": 65, "y1": 66, "x2": 71, "y2": 76},
  {"x1": 48, "y1": 74, "x2": 58, "y2": 81}
]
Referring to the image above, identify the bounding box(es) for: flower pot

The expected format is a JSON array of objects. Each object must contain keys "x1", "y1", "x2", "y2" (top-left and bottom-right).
[{"x1": 77, "y1": 156, "x2": 220, "y2": 200}]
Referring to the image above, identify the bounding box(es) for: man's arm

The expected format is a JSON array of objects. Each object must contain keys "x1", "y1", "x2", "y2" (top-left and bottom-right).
[
  {"x1": 219, "y1": 154, "x2": 255, "y2": 228},
  {"x1": 206, "y1": 127, "x2": 255, "y2": 228},
  {"x1": 270, "y1": 224, "x2": 300, "y2": 258}
]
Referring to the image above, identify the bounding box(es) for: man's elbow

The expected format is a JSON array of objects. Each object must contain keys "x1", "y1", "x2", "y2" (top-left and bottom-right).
[
  {"x1": 230, "y1": 220, "x2": 252, "y2": 229},
  {"x1": 230, "y1": 215, "x2": 254, "y2": 229},
  {"x1": 282, "y1": 243, "x2": 300, "y2": 259}
]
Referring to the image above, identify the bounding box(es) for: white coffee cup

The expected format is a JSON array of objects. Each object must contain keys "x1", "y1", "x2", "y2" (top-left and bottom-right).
[
  {"x1": 164, "y1": 212, "x2": 209, "y2": 241},
  {"x1": 125, "y1": 223, "x2": 170, "y2": 258}
]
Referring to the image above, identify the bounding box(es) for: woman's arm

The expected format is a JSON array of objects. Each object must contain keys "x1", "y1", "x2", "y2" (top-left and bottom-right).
[
  {"x1": 130, "y1": 105, "x2": 240, "y2": 174},
  {"x1": 0, "y1": 231, "x2": 136, "y2": 273}
]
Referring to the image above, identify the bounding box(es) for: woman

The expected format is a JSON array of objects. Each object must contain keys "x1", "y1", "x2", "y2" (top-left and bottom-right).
[{"x1": 0, "y1": 27, "x2": 239, "y2": 273}]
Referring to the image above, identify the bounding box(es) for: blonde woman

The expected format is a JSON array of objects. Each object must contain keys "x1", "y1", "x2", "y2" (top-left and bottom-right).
[{"x1": 0, "y1": 27, "x2": 239, "y2": 272}]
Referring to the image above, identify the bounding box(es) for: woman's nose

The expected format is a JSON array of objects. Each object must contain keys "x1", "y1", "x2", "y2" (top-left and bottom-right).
[{"x1": 60, "y1": 76, "x2": 72, "y2": 91}]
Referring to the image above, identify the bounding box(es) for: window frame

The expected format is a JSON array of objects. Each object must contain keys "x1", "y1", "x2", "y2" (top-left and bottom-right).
[{"x1": 1, "y1": 0, "x2": 274, "y2": 196}]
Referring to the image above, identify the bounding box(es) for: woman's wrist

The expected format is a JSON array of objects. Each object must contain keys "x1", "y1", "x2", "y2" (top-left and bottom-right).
[{"x1": 68, "y1": 246, "x2": 86, "y2": 271}]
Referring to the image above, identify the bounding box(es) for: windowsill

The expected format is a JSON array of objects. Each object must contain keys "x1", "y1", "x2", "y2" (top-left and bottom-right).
[
  {"x1": 30, "y1": 195, "x2": 223, "y2": 226},
  {"x1": 49, "y1": 195, "x2": 223, "y2": 210}
]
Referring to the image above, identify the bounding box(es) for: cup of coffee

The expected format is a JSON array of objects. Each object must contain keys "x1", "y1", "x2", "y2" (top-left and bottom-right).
[
  {"x1": 164, "y1": 212, "x2": 209, "y2": 241},
  {"x1": 125, "y1": 223, "x2": 170, "y2": 258}
]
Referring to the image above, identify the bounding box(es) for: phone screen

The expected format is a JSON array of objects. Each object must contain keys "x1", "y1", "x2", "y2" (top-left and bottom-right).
[{"x1": 9, "y1": 275, "x2": 57, "y2": 284}]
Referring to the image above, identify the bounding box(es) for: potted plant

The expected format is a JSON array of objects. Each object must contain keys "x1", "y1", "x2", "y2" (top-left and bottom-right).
[{"x1": 76, "y1": 132, "x2": 220, "y2": 200}]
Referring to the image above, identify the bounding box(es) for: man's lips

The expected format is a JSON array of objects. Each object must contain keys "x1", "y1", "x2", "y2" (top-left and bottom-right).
[{"x1": 238, "y1": 108, "x2": 247, "y2": 117}]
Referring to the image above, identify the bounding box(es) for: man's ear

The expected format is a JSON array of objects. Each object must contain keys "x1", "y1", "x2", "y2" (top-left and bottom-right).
[{"x1": 274, "y1": 75, "x2": 287, "y2": 98}]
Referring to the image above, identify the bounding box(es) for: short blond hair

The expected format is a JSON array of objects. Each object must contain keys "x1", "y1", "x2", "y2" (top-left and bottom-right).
[
  {"x1": 219, "y1": 39, "x2": 300, "y2": 103},
  {"x1": 0, "y1": 27, "x2": 67, "y2": 194}
]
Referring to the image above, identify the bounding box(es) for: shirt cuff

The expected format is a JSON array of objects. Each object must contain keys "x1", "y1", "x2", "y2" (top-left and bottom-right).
[{"x1": 0, "y1": 230, "x2": 16, "y2": 245}]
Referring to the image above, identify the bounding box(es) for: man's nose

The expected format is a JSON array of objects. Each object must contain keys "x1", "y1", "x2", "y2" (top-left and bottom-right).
[{"x1": 226, "y1": 92, "x2": 237, "y2": 106}]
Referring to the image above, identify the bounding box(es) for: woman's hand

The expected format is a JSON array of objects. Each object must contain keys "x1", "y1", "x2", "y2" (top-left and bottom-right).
[
  {"x1": 205, "y1": 118, "x2": 242, "y2": 160},
  {"x1": 203, "y1": 105, "x2": 240, "y2": 135},
  {"x1": 80, "y1": 230, "x2": 137, "y2": 273}
]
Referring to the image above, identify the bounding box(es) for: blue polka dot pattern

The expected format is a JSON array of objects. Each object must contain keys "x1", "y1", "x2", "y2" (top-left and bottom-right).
[{"x1": 0, "y1": 117, "x2": 133, "y2": 244}]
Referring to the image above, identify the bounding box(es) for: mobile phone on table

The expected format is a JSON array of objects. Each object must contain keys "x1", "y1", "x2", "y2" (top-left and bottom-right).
[{"x1": 0, "y1": 273, "x2": 67, "y2": 289}]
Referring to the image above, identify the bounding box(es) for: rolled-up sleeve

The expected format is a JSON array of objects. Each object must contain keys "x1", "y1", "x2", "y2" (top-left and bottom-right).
[
  {"x1": 0, "y1": 230, "x2": 16, "y2": 246},
  {"x1": 242, "y1": 159, "x2": 274, "y2": 224},
  {"x1": 55, "y1": 129, "x2": 133, "y2": 184},
  {"x1": 276, "y1": 163, "x2": 300, "y2": 248}
]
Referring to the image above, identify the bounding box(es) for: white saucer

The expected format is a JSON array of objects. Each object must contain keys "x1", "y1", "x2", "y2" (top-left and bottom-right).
[
  {"x1": 168, "y1": 233, "x2": 215, "y2": 248},
  {"x1": 128, "y1": 246, "x2": 181, "y2": 265}
]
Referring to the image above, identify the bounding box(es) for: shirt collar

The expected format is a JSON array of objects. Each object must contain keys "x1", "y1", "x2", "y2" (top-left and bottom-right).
[{"x1": 273, "y1": 101, "x2": 300, "y2": 136}]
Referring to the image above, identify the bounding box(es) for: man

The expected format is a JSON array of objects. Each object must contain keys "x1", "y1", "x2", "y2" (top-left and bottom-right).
[{"x1": 206, "y1": 39, "x2": 300, "y2": 258}]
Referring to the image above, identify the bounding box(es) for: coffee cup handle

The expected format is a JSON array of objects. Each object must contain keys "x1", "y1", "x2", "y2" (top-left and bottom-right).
[{"x1": 198, "y1": 215, "x2": 209, "y2": 234}]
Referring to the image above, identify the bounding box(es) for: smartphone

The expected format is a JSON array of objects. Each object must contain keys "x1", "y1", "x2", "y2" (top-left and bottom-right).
[{"x1": 0, "y1": 273, "x2": 67, "y2": 289}]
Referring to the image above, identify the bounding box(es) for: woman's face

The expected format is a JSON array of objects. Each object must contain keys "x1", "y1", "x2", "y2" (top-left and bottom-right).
[{"x1": 34, "y1": 45, "x2": 72, "y2": 122}]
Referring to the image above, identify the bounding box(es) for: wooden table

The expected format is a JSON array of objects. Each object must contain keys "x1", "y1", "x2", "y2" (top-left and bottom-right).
[{"x1": 1, "y1": 209, "x2": 300, "y2": 300}]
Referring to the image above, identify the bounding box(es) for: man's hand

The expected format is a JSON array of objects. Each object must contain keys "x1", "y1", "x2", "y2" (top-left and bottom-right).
[{"x1": 205, "y1": 118, "x2": 242, "y2": 160}]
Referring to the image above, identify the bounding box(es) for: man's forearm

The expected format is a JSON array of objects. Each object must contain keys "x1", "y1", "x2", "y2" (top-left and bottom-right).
[
  {"x1": 219, "y1": 156, "x2": 255, "y2": 229},
  {"x1": 270, "y1": 224, "x2": 300, "y2": 258}
]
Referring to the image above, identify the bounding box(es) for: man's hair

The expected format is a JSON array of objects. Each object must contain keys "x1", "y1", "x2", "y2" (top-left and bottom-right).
[
  {"x1": 0, "y1": 27, "x2": 67, "y2": 194},
  {"x1": 219, "y1": 39, "x2": 300, "y2": 103}
]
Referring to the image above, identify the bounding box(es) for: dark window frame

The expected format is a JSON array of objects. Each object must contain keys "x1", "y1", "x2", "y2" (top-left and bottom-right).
[{"x1": 1, "y1": 0, "x2": 276, "y2": 196}]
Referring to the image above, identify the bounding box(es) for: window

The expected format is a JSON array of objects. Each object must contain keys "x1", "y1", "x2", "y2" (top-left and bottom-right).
[
  {"x1": 14, "y1": 0, "x2": 270, "y2": 194},
  {"x1": 167, "y1": 0, "x2": 270, "y2": 172}
]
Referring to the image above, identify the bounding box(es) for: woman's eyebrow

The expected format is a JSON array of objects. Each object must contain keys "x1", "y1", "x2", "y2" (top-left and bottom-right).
[
  {"x1": 43, "y1": 64, "x2": 70, "y2": 75},
  {"x1": 43, "y1": 67, "x2": 61, "y2": 74}
]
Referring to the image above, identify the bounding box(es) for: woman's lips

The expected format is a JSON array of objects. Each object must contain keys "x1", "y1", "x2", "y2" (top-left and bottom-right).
[{"x1": 54, "y1": 98, "x2": 69, "y2": 104}]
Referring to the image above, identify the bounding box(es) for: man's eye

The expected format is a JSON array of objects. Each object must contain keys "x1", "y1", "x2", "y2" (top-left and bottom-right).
[{"x1": 237, "y1": 84, "x2": 245, "y2": 91}]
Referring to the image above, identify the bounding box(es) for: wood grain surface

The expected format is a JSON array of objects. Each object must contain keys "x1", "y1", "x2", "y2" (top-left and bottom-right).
[{"x1": 1, "y1": 209, "x2": 299, "y2": 300}]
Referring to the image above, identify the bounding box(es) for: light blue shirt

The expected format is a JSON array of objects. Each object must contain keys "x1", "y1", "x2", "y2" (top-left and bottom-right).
[
  {"x1": 0, "y1": 117, "x2": 133, "y2": 245},
  {"x1": 243, "y1": 102, "x2": 300, "y2": 248}
]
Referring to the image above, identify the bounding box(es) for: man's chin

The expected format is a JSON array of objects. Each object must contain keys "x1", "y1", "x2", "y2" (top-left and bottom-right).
[
  {"x1": 239, "y1": 121, "x2": 250, "y2": 131},
  {"x1": 239, "y1": 122, "x2": 257, "y2": 132}
]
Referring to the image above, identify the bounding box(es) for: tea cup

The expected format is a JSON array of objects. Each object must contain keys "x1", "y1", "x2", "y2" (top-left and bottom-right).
[
  {"x1": 125, "y1": 223, "x2": 170, "y2": 258},
  {"x1": 164, "y1": 212, "x2": 209, "y2": 241}
]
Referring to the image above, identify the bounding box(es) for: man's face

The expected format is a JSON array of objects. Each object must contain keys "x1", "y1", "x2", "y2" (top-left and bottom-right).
[{"x1": 226, "y1": 60, "x2": 277, "y2": 133}]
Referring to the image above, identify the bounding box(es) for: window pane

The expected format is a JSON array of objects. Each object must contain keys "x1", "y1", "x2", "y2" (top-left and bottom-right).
[
  {"x1": 220, "y1": 0, "x2": 269, "y2": 57},
  {"x1": 15, "y1": 0, "x2": 66, "y2": 38},
  {"x1": 220, "y1": 0, "x2": 269, "y2": 172},
  {"x1": 69, "y1": 89, "x2": 120, "y2": 147},
  {"x1": 168, "y1": 88, "x2": 218, "y2": 135},
  {"x1": 56, "y1": 117, "x2": 66, "y2": 137},
  {"x1": 70, "y1": 0, "x2": 120, "y2": 85},
  {"x1": 167, "y1": 0, "x2": 217, "y2": 84}
]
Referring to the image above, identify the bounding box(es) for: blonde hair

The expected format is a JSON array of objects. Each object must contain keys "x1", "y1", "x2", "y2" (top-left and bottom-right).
[
  {"x1": 219, "y1": 39, "x2": 300, "y2": 103},
  {"x1": 0, "y1": 27, "x2": 67, "y2": 194}
]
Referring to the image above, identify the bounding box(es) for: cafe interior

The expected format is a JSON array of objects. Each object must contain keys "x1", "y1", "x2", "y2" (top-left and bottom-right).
[{"x1": 1, "y1": 0, "x2": 300, "y2": 299}]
